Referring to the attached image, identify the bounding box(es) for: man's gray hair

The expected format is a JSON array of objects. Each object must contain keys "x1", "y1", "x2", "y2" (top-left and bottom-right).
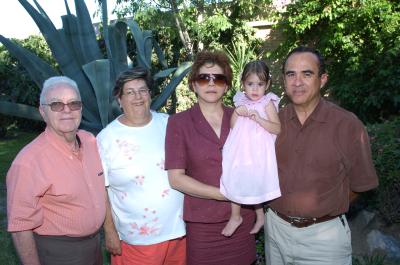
[{"x1": 40, "y1": 76, "x2": 81, "y2": 105}]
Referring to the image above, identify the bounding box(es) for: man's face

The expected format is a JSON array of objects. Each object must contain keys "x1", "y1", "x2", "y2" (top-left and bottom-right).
[
  {"x1": 39, "y1": 85, "x2": 82, "y2": 137},
  {"x1": 284, "y1": 52, "x2": 327, "y2": 109}
]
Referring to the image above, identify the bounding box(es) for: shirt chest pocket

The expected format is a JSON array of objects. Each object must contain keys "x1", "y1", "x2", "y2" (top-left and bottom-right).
[
  {"x1": 47, "y1": 171, "x2": 86, "y2": 200},
  {"x1": 304, "y1": 143, "x2": 345, "y2": 181}
]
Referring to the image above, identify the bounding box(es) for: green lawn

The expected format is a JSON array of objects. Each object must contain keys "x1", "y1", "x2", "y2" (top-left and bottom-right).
[
  {"x1": 0, "y1": 131, "x2": 38, "y2": 182},
  {"x1": 0, "y1": 131, "x2": 38, "y2": 265}
]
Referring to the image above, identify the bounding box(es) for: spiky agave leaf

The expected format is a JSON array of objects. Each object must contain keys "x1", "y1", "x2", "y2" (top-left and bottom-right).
[
  {"x1": 154, "y1": 68, "x2": 177, "y2": 81},
  {"x1": 143, "y1": 30, "x2": 153, "y2": 68},
  {"x1": 1, "y1": 0, "x2": 191, "y2": 135},
  {"x1": 0, "y1": 101, "x2": 42, "y2": 121},
  {"x1": 17, "y1": 0, "x2": 101, "y2": 122},
  {"x1": 0, "y1": 35, "x2": 58, "y2": 87},
  {"x1": 108, "y1": 21, "x2": 129, "y2": 78},
  {"x1": 82, "y1": 59, "x2": 115, "y2": 128},
  {"x1": 154, "y1": 40, "x2": 168, "y2": 69},
  {"x1": 151, "y1": 62, "x2": 192, "y2": 110},
  {"x1": 74, "y1": 0, "x2": 103, "y2": 64},
  {"x1": 0, "y1": 34, "x2": 56, "y2": 121},
  {"x1": 126, "y1": 19, "x2": 151, "y2": 69}
]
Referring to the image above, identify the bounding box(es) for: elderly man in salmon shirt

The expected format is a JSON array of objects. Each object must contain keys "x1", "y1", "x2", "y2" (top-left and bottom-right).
[{"x1": 6, "y1": 76, "x2": 106, "y2": 265}]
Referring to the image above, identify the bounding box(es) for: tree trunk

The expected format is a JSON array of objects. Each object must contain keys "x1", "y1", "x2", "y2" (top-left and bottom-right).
[{"x1": 168, "y1": 0, "x2": 193, "y2": 60}]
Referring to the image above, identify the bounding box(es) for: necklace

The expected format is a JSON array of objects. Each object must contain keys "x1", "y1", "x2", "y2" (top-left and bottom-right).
[{"x1": 71, "y1": 139, "x2": 80, "y2": 153}]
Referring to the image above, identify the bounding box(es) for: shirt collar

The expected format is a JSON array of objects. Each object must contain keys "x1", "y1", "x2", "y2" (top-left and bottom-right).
[
  {"x1": 44, "y1": 127, "x2": 81, "y2": 156},
  {"x1": 189, "y1": 103, "x2": 231, "y2": 145},
  {"x1": 287, "y1": 98, "x2": 329, "y2": 123}
]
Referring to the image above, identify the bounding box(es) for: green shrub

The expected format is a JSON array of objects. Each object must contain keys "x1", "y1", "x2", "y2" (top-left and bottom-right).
[
  {"x1": 272, "y1": 0, "x2": 400, "y2": 124},
  {"x1": 0, "y1": 35, "x2": 51, "y2": 134},
  {"x1": 353, "y1": 254, "x2": 387, "y2": 265},
  {"x1": 368, "y1": 117, "x2": 400, "y2": 224}
]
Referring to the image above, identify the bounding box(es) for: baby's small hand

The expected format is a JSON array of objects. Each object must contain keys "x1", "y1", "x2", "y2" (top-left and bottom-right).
[
  {"x1": 248, "y1": 109, "x2": 261, "y2": 121},
  {"x1": 235, "y1": 106, "x2": 248, "y2": 116}
]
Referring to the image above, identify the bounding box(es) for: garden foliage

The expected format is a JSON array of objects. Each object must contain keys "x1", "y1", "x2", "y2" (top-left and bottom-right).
[
  {"x1": 368, "y1": 117, "x2": 400, "y2": 224},
  {"x1": 0, "y1": 0, "x2": 191, "y2": 134},
  {"x1": 111, "y1": 0, "x2": 270, "y2": 60},
  {"x1": 272, "y1": 0, "x2": 400, "y2": 124},
  {"x1": 0, "y1": 36, "x2": 53, "y2": 135}
]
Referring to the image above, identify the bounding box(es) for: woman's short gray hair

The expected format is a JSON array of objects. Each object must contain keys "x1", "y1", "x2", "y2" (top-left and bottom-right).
[{"x1": 40, "y1": 76, "x2": 81, "y2": 104}]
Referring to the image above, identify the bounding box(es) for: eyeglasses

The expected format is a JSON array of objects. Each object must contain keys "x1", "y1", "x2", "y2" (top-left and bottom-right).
[
  {"x1": 42, "y1": 101, "x2": 82, "y2": 112},
  {"x1": 196, "y1": 74, "x2": 227, "y2": 87},
  {"x1": 123, "y1": 88, "x2": 150, "y2": 97}
]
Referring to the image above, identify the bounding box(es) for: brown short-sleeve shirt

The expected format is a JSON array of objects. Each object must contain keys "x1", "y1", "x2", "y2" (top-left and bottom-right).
[
  {"x1": 165, "y1": 103, "x2": 253, "y2": 223},
  {"x1": 270, "y1": 99, "x2": 378, "y2": 218}
]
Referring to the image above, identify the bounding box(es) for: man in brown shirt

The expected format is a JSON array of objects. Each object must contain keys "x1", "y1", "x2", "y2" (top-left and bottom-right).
[{"x1": 265, "y1": 46, "x2": 378, "y2": 265}]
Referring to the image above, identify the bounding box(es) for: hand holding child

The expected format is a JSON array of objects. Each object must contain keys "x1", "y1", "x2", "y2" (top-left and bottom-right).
[
  {"x1": 248, "y1": 109, "x2": 261, "y2": 122},
  {"x1": 235, "y1": 105, "x2": 249, "y2": 117}
]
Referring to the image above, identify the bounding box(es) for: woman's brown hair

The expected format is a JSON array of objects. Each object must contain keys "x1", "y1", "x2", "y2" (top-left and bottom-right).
[{"x1": 188, "y1": 50, "x2": 233, "y2": 91}]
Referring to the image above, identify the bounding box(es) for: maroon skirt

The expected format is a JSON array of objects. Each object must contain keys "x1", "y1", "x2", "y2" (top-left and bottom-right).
[{"x1": 186, "y1": 210, "x2": 256, "y2": 265}]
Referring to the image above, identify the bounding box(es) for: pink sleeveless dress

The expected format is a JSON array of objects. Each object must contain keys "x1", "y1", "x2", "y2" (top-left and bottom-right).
[{"x1": 220, "y1": 91, "x2": 281, "y2": 204}]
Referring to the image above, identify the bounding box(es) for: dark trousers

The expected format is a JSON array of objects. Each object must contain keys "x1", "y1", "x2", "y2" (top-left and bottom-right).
[{"x1": 33, "y1": 232, "x2": 102, "y2": 265}]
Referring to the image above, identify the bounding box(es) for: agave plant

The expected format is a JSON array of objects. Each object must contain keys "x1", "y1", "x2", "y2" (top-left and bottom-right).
[
  {"x1": 225, "y1": 41, "x2": 257, "y2": 91},
  {"x1": 223, "y1": 41, "x2": 256, "y2": 106},
  {"x1": 0, "y1": 0, "x2": 191, "y2": 134}
]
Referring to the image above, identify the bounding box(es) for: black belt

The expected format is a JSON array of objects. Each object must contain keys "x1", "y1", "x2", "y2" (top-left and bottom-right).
[{"x1": 270, "y1": 208, "x2": 339, "y2": 228}]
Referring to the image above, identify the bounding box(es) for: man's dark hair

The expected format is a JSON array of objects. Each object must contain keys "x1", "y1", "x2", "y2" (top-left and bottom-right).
[{"x1": 282, "y1": 46, "x2": 326, "y2": 76}]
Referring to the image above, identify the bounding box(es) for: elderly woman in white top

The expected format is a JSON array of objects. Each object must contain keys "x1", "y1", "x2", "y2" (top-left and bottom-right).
[{"x1": 97, "y1": 67, "x2": 186, "y2": 265}]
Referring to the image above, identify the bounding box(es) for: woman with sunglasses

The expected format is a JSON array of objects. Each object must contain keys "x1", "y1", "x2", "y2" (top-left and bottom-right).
[{"x1": 165, "y1": 51, "x2": 256, "y2": 265}]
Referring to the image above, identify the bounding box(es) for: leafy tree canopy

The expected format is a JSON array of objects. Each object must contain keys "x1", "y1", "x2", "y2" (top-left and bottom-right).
[
  {"x1": 105, "y1": 0, "x2": 273, "y2": 59},
  {"x1": 273, "y1": 0, "x2": 400, "y2": 123}
]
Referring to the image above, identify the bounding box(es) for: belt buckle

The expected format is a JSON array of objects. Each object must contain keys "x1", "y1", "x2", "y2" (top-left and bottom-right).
[{"x1": 288, "y1": 216, "x2": 315, "y2": 227}]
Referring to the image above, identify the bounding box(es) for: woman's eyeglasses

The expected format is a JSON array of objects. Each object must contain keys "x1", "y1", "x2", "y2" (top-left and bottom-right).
[
  {"x1": 123, "y1": 88, "x2": 150, "y2": 97},
  {"x1": 196, "y1": 74, "x2": 227, "y2": 87},
  {"x1": 42, "y1": 101, "x2": 82, "y2": 112}
]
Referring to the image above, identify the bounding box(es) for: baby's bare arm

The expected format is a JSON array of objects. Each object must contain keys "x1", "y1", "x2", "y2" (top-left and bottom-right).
[{"x1": 249, "y1": 102, "x2": 281, "y2": 134}]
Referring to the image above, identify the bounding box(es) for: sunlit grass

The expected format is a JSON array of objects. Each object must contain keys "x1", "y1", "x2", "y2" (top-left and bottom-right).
[
  {"x1": 0, "y1": 131, "x2": 38, "y2": 264},
  {"x1": 0, "y1": 132, "x2": 38, "y2": 182}
]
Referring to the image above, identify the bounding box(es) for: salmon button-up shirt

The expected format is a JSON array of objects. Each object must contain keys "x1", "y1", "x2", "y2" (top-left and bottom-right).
[{"x1": 7, "y1": 127, "x2": 106, "y2": 237}]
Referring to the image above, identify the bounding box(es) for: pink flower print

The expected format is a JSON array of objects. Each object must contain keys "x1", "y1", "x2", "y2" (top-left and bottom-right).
[
  {"x1": 161, "y1": 189, "x2": 170, "y2": 198},
  {"x1": 120, "y1": 191, "x2": 127, "y2": 200},
  {"x1": 143, "y1": 208, "x2": 156, "y2": 216},
  {"x1": 129, "y1": 209, "x2": 160, "y2": 236},
  {"x1": 132, "y1": 175, "x2": 145, "y2": 185},
  {"x1": 156, "y1": 159, "x2": 165, "y2": 170},
  {"x1": 116, "y1": 139, "x2": 139, "y2": 160},
  {"x1": 138, "y1": 223, "x2": 160, "y2": 235}
]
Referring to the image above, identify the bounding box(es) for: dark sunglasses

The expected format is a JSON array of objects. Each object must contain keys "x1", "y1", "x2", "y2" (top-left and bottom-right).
[
  {"x1": 196, "y1": 74, "x2": 227, "y2": 87},
  {"x1": 42, "y1": 101, "x2": 82, "y2": 112}
]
